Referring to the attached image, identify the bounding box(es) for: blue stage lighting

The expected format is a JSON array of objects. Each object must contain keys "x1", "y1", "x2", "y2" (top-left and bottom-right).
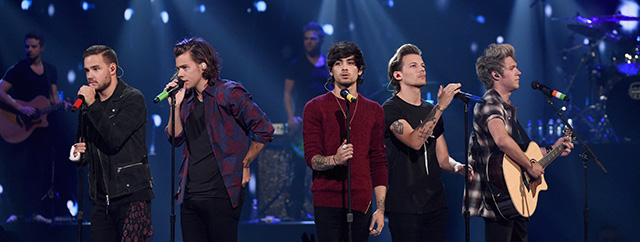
[
  {"x1": 470, "y1": 42, "x2": 478, "y2": 53},
  {"x1": 67, "y1": 200, "x2": 78, "y2": 217},
  {"x1": 82, "y1": 1, "x2": 89, "y2": 11},
  {"x1": 48, "y1": 4, "x2": 55, "y2": 17},
  {"x1": 619, "y1": 0, "x2": 639, "y2": 32},
  {"x1": 199, "y1": 4, "x2": 206, "y2": 13},
  {"x1": 545, "y1": 4, "x2": 552, "y2": 18},
  {"x1": 124, "y1": 8, "x2": 134, "y2": 21},
  {"x1": 67, "y1": 69, "x2": 76, "y2": 84},
  {"x1": 21, "y1": 0, "x2": 32, "y2": 10},
  {"x1": 152, "y1": 114, "x2": 162, "y2": 127},
  {"x1": 323, "y1": 24, "x2": 334, "y2": 36},
  {"x1": 476, "y1": 15, "x2": 485, "y2": 24},
  {"x1": 254, "y1": 1, "x2": 267, "y2": 12},
  {"x1": 161, "y1": 11, "x2": 169, "y2": 24},
  {"x1": 496, "y1": 36, "x2": 504, "y2": 44},
  {"x1": 387, "y1": 0, "x2": 394, "y2": 8}
]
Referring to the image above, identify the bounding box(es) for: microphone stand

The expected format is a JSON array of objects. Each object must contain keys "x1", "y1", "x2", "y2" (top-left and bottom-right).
[
  {"x1": 543, "y1": 95, "x2": 607, "y2": 242},
  {"x1": 76, "y1": 106, "x2": 87, "y2": 242},
  {"x1": 457, "y1": 96, "x2": 472, "y2": 242},
  {"x1": 169, "y1": 94, "x2": 177, "y2": 242},
  {"x1": 345, "y1": 100, "x2": 353, "y2": 242}
]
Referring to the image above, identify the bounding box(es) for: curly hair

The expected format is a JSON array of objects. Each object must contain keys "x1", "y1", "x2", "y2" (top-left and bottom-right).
[
  {"x1": 476, "y1": 43, "x2": 515, "y2": 89},
  {"x1": 388, "y1": 44, "x2": 422, "y2": 94},
  {"x1": 174, "y1": 37, "x2": 221, "y2": 85},
  {"x1": 326, "y1": 41, "x2": 366, "y2": 85}
]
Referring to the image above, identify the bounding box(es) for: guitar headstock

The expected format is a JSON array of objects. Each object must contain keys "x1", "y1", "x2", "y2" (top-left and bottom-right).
[{"x1": 563, "y1": 127, "x2": 575, "y2": 143}]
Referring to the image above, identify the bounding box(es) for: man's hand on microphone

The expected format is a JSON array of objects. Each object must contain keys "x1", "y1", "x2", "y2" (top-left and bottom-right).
[
  {"x1": 78, "y1": 85, "x2": 96, "y2": 106},
  {"x1": 165, "y1": 79, "x2": 185, "y2": 105},
  {"x1": 436, "y1": 83, "x2": 461, "y2": 110}
]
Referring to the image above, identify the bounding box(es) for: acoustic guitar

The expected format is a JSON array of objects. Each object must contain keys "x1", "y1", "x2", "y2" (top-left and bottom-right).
[{"x1": 0, "y1": 95, "x2": 66, "y2": 143}]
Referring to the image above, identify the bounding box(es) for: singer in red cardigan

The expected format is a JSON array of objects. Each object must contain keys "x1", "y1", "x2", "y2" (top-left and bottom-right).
[{"x1": 302, "y1": 41, "x2": 387, "y2": 242}]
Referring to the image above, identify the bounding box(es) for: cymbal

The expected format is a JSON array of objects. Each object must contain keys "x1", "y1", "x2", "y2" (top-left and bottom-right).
[
  {"x1": 589, "y1": 14, "x2": 640, "y2": 23},
  {"x1": 567, "y1": 24, "x2": 605, "y2": 39}
]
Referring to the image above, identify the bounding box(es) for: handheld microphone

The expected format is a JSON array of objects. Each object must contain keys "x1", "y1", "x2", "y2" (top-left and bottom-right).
[
  {"x1": 71, "y1": 95, "x2": 84, "y2": 112},
  {"x1": 531, "y1": 81, "x2": 570, "y2": 101},
  {"x1": 340, "y1": 89, "x2": 356, "y2": 103},
  {"x1": 154, "y1": 77, "x2": 183, "y2": 103},
  {"x1": 454, "y1": 91, "x2": 486, "y2": 103}
]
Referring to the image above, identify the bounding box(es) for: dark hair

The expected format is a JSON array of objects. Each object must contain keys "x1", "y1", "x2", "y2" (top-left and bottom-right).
[
  {"x1": 327, "y1": 41, "x2": 366, "y2": 85},
  {"x1": 25, "y1": 30, "x2": 45, "y2": 46},
  {"x1": 388, "y1": 44, "x2": 422, "y2": 94},
  {"x1": 174, "y1": 37, "x2": 220, "y2": 85},
  {"x1": 476, "y1": 43, "x2": 515, "y2": 89},
  {"x1": 83, "y1": 45, "x2": 119, "y2": 68},
  {"x1": 303, "y1": 21, "x2": 325, "y2": 40}
]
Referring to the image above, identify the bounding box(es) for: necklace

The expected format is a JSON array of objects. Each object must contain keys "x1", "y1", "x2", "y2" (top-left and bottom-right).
[{"x1": 334, "y1": 93, "x2": 358, "y2": 126}]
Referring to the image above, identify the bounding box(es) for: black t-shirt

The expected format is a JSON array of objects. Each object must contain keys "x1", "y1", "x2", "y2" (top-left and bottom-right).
[
  {"x1": 184, "y1": 98, "x2": 227, "y2": 200},
  {"x1": 284, "y1": 55, "x2": 330, "y2": 116},
  {"x1": 382, "y1": 95, "x2": 447, "y2": 214},
  {"x1": 2, "y1": 59, "x2": 57, "y2": 101}
]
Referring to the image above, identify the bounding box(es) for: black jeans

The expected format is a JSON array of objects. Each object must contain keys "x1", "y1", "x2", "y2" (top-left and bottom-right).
[
  {"x1": 90, "y1": 201, "x2": 152, "y2": 242},
  {"x1": 484, "y1": 217, "x2": 528, "y2": 242},
  {"x1": 387, "y1": 208, "x2": 447, "y2": 242},
  {"x1": 313, "y1": 206, "x2": 372, "y2": 242},
  {"x1": 180, "y1": 197, "x2": 243, "y2": 242}
]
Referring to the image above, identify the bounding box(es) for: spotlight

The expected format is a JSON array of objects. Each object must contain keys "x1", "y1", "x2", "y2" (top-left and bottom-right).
[
  {"x1": 619, "y1": 0, "x2": 640, "y2": 32},
  {"x1": 470, "y1": 41, "x2": 478, "y2": 53},
  {"x1": 67, "y1": 69, "x2": 76, "y2": 84},
  {"x1": 254, "y1": 1, "x2": 267, "y2": 12},
  {"x1": 81, "y1": 1, "x2": 95, "y2": 11},
  {"x1": 387, "y1": 0, "x2": 394, "y2": 8},
  {"x1": 67, "y1": 200, "x2": 78, "y2": 217},
  {"x1": 583, "y1": 38, "x2": 589, "y2": 45},
  {"x1": 160, "y1": 11, "x2": 169, "y2": 24},
  {"x1": 48, "y1": 4, "x2": 55, "y2": 17},
  {"x1": 323, "y1": 24, "x2": 334, "y2": 36},
  {"x1": 199, "y1": 4, "x2": 206, "y2": 13},
  {"x1": 476, "y1": 15, "x2": 485, "y2": 24},
  {"x1": 496, "y1": 36, "x2": 504, "y2": 44},
  {"x1": 124, "y1": 8, "x2": 134, "y2": 21},
  {"x1": 544, "y1": 4, "x2": 552, "y2": 18},
  {"x1": 21, "y1": 0, "x2": 32, "y2": 10},
  {"x1": 0, "y1": 184, "x2": 3, "y2": 194},
  {"x1": 152, "y1": 114, "x2": 162, "y2": 127}
]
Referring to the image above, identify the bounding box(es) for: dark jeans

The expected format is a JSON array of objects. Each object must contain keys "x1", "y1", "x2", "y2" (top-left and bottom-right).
[
  {"x1": 180, "y1": 197, "x2": 243, "y2": 242},
  {"x1": 90, "y1": 201, "x2": 152, "y2": 242},
  {"x1": 387, "y1": 208, "x2": 447, "y2": 242},
  {"x1": 484, "y1": 217, "x2": 528, "y2": 242},
  {"x1": 313, "y1": 206, "x2": 372, "y2": 242}
]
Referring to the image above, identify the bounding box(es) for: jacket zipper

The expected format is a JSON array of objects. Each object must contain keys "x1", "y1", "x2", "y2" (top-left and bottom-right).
[
  {"x1": 97, "y1": 148, "x2": 110, "y2": 214},
  {"x1": 117, "y1": 162, "x2": 143, "y2": 173}
]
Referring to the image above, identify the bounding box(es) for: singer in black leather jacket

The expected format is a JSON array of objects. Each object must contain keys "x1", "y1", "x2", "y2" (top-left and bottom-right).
[{"x1": 70, "y1": 45, "x2": 154, "y2": 242}]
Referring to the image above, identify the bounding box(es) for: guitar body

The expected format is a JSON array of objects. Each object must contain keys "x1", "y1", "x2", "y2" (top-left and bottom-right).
[
  {"x1": 487, "y1": 141, "x2": 548, "y2": 219},
  {"x1": 0, "y1": 96, "x2": 54, "y2": 143}
]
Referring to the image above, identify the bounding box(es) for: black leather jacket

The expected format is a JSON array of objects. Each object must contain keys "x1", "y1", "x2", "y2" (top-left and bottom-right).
[{"x1": 78, "y1": 79, "x2": 153, "y2": 204}]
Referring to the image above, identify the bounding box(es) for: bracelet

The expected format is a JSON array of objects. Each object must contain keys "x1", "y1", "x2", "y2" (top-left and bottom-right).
[{"x1": 435, "y1": 104, "x2": 443, "y2": 112}]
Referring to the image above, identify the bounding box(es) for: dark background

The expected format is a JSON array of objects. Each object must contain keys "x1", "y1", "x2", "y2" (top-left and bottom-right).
[{"x1": 1, "y1": 0, "x2": 638, "y2": 241}]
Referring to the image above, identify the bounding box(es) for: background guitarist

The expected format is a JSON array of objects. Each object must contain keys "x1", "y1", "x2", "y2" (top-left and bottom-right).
[
  {"x1": 465, "y1": 43, "x2": 574, "y2": 242},
  {"x1": 0, "y1": 31, "x2": 66, "y2": 223}
]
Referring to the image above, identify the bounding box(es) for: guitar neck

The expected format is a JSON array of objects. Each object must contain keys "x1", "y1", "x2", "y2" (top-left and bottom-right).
[
  {"x1": 40, "y1": 102, "x2": 64, "y2": 114},
  {"x1": 538, "y1": 144, "x2": 565, "y2": 168}
]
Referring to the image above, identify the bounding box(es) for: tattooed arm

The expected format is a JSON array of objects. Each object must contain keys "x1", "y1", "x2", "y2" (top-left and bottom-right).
[{"x1": 310, "y1": 140, "x2": 353, "y2": 171}]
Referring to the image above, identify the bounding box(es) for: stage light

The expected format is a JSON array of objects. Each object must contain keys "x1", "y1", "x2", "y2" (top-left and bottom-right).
[
  {"x1": 199, "y1": 4, "x2": 206, "y2": 13},
  {"x1": 48, "y1": 4, "x2": 55, "y2": 17},
  {"x1": 124, "y1": 8, "x2": 134, "y2": 21},
  {"x1": 254, "y1": 1, "x2": 267, "y2": 12},
  {"x1": 387, "y1": 0, "x2": 394, "y2": 8},
  {"x1": 67, "y1": 69, "x2": 76, "y2": 84},
  {"x1": 82, "y1": 2, "x2": 89, "y2": 11},
  {"x1": 470, "y1": 41, "x2": 478, "y2": 53},
  {"x1": 0, "y1": 184, "x2": 3, "y2": 194},
  {"x1": 583, "y1": 38, "x2": 589, "y2": 45},
  {"x1": 160, "y1": 11, "x2": 169, "y2": 24},
  {"x1": 476, "y1": 15, "x2": 485, "y2": 24},
  {"x1": 618, "y1": 0, "x2": 639, "y2": 32},
  {"x1": 544, "y1": 4, "x2": 552, "y2": 18},
  {"x1": 152, "y1": 114, "x2": 162, "y2": 127},
  {"x1": 21, "y1": 0, "x2": 32, "y2": 10},
  {"x1": 323, "y1": 24, "x2": 334, "y2": 36},
  {"x1": 67, "y1": 200, "x2": 78, "y2": 217},
  {"x1": 598, "y1": 41, "x2": 606, "y2": 54},
  {"x1": 496, "y1": 36, "x2": 504, "y2": 44}
]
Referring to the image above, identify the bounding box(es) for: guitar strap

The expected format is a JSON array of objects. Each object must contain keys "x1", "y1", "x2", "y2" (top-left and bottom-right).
[{"x1": 511, "y1": 118, "x2": 531, "y2": 151}]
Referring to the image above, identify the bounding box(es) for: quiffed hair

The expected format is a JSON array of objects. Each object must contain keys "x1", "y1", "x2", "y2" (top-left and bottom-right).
[
  {"x1": 174, "y1": 37, "x2": 221, "y2": 85},
  {"x1": 388, "y1": 44, "x2": 422, "y2": 94},
  {"x1": 476, "y1": 43, "x2": 515, "y2": 89},
  {"x1": 83, "y1": 45, "x2": 119, "y2": 69},
  {"x1": 327, "y1": 41, "x2": 366, "y2": 85}
]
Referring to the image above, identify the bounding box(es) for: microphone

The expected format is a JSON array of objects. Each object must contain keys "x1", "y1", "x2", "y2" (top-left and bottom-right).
[
  {"x1": 531, "y1": 81, "x2": 570, "y2": 101},
  {"x1": 154, "y1": 77, "x2": 183, "y2": 103},
  {"x1": 71, "y1": 95, "x2": 84, "y2": 112},
  {"x1": 340, "y1": 89, "x2": 356, "y2": 103},
  {"x1": 454, "y1": 91, "x2": 486, "y2": 103}
]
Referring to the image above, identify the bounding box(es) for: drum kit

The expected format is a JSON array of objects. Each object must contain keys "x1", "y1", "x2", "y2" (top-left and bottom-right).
[{"x1": 560, "y1": 13, "x2": 640, "y2": 143}]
